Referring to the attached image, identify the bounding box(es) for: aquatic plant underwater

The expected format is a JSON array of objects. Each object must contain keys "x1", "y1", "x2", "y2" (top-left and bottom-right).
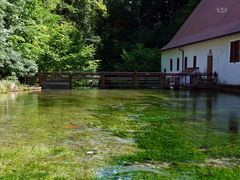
[{"x1": 0, "y1": 90, "x2": 240, "y2": 179}]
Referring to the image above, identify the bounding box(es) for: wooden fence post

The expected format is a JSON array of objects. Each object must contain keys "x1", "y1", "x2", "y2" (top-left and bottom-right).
[
  {"x1": 69, "y1": 74, "x2": 73, "y2": 89},
  {"x1": 160, "y1": 73, "x2": 165, "y2": 88},
  {"x1": 101, "y1": 72, "x2": 106, "y2": 88},
  {"x1": 39, "y1": 72, "x2": 42, "y2": 87},
  {"x1": 133, "y1": 72, "x2": 138, "y2": 88}
]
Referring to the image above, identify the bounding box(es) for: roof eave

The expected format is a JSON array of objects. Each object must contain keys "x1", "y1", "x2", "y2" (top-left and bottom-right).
[{"x1": 161, "y1": 31, "x2": 240, "y2": 52}]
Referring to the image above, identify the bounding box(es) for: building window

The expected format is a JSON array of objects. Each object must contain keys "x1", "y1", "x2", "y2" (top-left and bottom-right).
[
  {"x1": 177, "y1": 58, "x2": 180, "y2": 71},
  {"x1": 193, "y1": 56, "x2": 197, "y2": 68},
  {"x1": 185, "y1": 57, "x2": 188, "y2": 69},
  {"x1": 230, "y1": 40, "x2": 240, "y2": 63},
  {"x1": 170, "y1": 59, "x2": 173, "y2": 71}
]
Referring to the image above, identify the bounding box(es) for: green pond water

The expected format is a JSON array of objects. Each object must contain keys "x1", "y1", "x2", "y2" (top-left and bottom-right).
[{"x1": 0, "y1": 90, "x2": 240, "y2": 179}]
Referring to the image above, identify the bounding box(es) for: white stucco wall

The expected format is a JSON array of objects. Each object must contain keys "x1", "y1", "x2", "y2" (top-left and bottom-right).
[{"x1": 161, "y1": 33, "x2": 240, "y2": 85}]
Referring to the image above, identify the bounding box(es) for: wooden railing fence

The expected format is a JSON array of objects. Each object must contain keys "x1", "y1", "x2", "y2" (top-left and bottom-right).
[{"x1": 39, "y1": 71, "x2": 218, "y2": 89}]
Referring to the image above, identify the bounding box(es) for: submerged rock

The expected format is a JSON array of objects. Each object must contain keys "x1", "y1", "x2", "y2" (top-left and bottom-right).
[
  {"x1": 97, "y1": 165, "x2": 160, "y2": 179},
  {"x1": 97, "y1": 162, "x2": 171, "y2": 179},
  {"x1": 205, "y1": 158, "x2": 239, "y2": 167},
  {"x1": 198, "y1": 145, "x2": 209, "y2": 152},
  {"x1": 87, "y1": 150, "x2": 97, "y2": 155},
  {"x1": 127, "y1": 114, "x2": 140, "y2": 121},
  {"x1": 122, "y1": 161, "x2": 132, "y2": 166}
]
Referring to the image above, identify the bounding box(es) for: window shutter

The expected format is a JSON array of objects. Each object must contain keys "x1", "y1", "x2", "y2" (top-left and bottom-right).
[
  {"x1": 230, "y1": 40, "x2": 240, "y2": 62},
  {"x1": 170, "y1": 59, "x2": 173, "y2": 71},
  {"x1": 177, "y1": 58, "x2": 180, "y2": 71},
  {"x1": 185, "y1": 57, "x2": 188, "y2": 69},
  {"x1": 237, "y1": 41, "x2": 240, "y2": 62},
  {"x1": 234, "y1": 41, "x2": 239, "y2": 62},
  {"x1": 230, "y1": 41, "x2": 235, "y2": 62},
  {"x1": 193, "y1": 56, "x2": 197, "y2": 68}
]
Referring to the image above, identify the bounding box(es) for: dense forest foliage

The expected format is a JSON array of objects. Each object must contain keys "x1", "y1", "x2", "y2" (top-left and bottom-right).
[
  {"x1": 98, "y1": 0, "x2": 200, "y2": 71},
  {"x1": 0, "y1": 0, "x2": 200, "y2": 81}
]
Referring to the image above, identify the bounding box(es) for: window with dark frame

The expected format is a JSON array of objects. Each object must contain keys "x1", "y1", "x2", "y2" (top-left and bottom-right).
[
  {"x1": 230, "y1": 40, "x2": 240, "y2": 63},
  {"x1": 193, "y1": 56, "x2": 197, "y2": 68},
  {"x1": 177, "y1": 58, "x2": 180, "y2": 71},
  {"x1": 185, "y1": 57, "x2": 188, "y2": 69},
  {"x1": 170, "y1": 59, "x2": 173, "y2": 71}
]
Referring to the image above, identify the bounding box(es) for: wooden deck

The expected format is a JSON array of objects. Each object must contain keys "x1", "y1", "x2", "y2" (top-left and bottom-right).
[{"x1": 39, "y1": 72, "x2": 218, "y2": 89}]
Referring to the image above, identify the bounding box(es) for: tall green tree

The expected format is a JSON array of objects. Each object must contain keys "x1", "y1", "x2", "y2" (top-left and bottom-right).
[
  {"x1": 97, "y1": 0, "x2": 200, "y2": 71},
  {"x1": 35, "y1": 0, "x2": 106, "y2": 72},
  {"x1": 0, "y1": 0, "x2": 107, "y2": 80},
  {"x1": 115, "y1": 44, "x2": 161, "y2": 72},
  {"x1": 0, "y1": 0, "x2": 200, "y2": 78},
  {"x1": 0, "y1": 0, "x2": 38, "y2": 79}
]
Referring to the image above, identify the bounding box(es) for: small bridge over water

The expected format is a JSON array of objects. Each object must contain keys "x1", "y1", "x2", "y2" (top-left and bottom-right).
[{"x1": 39, "y1": 72, "x2": 218, "y2": 89}]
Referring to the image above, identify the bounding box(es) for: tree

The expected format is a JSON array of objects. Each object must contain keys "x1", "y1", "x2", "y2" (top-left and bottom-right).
[
  {"x1": 34, "y1": 0, "x2": 106, "y2": 72},
  {"x1": 0, "y1": 0, "x2": 38, "y2": 79},
  {"x1": 13, "y1": 0, "x2": 106, "y2": 74},
  {"x1": 97, "y1": 0, "x2": 200, "y2": 71},
  {"x1": 115, "y1": 44, "x2": 161, "y2": 72},
  {"x1": 0, "y1": 0, "x2": 200, "y2": 79}
]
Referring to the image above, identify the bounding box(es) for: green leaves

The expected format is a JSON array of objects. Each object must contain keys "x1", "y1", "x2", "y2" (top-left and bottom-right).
[
  {"x1": 32, "y1": 0, "x2": 106, "y2": 73},
  {"x1": 35, "y1": 21, "x2": 100, "y2": 72},
  {"x1": 0, "y1": 0, "x2": 38, "y2": 79},
  {"x1": 0, "y1": 0, "x2": 106, "y2": 79},
  {"x1": 0, "y1": 0, "x2": 200, "y2": 77},
  {"x1": 115, "y1": 44, "x2": 161, "y2": 72},
  {"x1": 97, "y1": 0, "x2": 200, "y2": 71}
]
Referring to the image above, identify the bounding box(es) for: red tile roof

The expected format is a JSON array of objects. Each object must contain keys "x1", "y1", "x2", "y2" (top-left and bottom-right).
[{"x1": 161, "y1": 0, "x2": 240, "y2": 51}]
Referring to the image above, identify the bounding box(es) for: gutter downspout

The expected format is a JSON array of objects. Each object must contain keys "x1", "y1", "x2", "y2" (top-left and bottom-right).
[{"x1": 178, "y1": 48, "x2": 184, "y2": 71}]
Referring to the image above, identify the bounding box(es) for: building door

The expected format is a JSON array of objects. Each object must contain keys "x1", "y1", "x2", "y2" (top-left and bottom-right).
[{"x1": 207, "y1": 50, "x2": 213, "y2": 75}]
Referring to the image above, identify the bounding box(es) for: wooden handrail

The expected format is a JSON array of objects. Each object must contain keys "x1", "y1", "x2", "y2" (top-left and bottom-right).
[{"x1": 39, "y1": 71, "x2": 218, "y2": 89}]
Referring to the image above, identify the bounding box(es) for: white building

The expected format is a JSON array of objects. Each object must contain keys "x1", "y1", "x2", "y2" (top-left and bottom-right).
[{"x1": 161, "y1": 0, "x2": 240, "y2": 86}]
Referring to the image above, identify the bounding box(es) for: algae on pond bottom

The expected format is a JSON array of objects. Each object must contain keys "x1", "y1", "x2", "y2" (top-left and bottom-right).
[{"x1": 0, "y1": 90, "x2": 240, "y2": 179}]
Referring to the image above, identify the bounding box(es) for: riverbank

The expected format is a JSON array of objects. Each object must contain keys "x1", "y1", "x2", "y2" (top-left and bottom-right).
[{"x1": 0, "y1": 80, "x2": 41, "y2": 94}]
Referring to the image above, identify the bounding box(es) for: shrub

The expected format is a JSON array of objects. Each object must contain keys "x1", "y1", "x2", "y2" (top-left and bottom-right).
[{"x1": 115, "y1": 44, "x2": 161, "y2": 72}]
